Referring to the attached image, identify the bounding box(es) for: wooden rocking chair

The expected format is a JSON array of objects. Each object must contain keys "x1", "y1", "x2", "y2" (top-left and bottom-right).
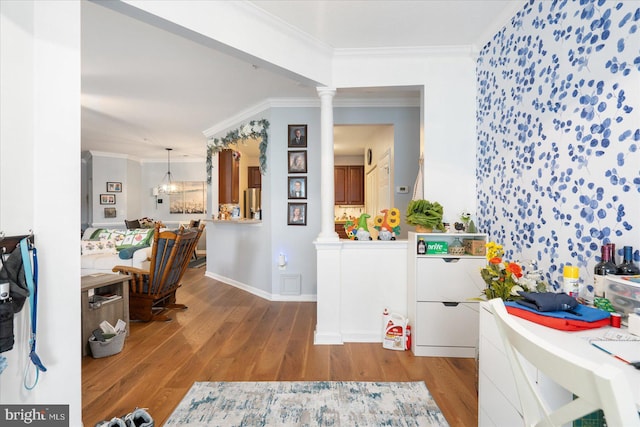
[{"x1": 113, "y1": 222, "x2": 205, "y2": 321}]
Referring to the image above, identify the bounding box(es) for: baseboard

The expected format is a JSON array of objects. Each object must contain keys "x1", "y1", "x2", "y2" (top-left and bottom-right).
[{"x1": 204, "y1": 271, "x2": 316, "y2": 302}]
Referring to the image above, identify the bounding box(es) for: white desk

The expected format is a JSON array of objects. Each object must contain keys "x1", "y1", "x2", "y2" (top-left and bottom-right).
[{"x1": 479, "y1": 302, "x2": 640, "y2": 427}]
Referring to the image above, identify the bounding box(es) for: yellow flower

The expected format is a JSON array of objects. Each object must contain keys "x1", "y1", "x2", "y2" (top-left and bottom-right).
[
  {"x1": 479, "y1": 241, "x2": 547, "y2": 301},
  {"x1": 387, "y1": 208, "x2": 401, "y2": 227}
]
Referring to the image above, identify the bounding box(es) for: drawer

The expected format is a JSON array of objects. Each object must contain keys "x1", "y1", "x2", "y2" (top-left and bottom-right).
[
  {"x1": 416, "y1": 257, "x2": 486, "y2": 301},
  {"x1": 415, "y1": 302, "x2": 479, "y2": 347}
]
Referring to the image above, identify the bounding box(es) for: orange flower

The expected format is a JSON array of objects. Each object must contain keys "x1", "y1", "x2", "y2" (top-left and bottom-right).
[
  {"x1": 489, "y1": 257, "x2": 502, "y2": 264},
  {"x1": 505, "y1": 262, "x2": 523, "y2": 278}
]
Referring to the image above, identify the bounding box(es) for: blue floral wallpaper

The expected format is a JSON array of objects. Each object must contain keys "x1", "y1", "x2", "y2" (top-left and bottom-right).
[{"x1": 477, "y1": 0, "x2": 640, "y2": 290}]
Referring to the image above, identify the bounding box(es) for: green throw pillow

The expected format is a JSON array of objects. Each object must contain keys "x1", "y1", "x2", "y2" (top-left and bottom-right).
[{"x1": 118, "y1": 244, "x2": 150, "y2": 260}]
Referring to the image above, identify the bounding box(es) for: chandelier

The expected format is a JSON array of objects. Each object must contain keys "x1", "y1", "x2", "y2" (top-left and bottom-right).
[{"x1": 157, "y1": 148, "x2": 177, "y2": 194}]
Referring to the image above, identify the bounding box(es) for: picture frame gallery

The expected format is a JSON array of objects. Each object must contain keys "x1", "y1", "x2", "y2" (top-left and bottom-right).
[{"x1": 287, "y1": 124, "x2": 308, "y2": 226}]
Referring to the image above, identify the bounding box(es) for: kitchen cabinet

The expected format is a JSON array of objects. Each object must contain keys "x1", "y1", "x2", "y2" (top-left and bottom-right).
[
  {"x1": 407, "y1": 231, "x2": 487, "y2": 357},
  {"x1": 334, "y1": 166, "x2": 364, "y2": 205},
  {"x1": 219, "y1": 149, "x2": 239, "y2": 204},
  {"x1": 247, "y1": 166, "x2": 261, "y2": 189}
]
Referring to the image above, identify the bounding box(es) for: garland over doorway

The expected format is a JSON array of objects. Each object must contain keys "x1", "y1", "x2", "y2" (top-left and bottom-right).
[{"x1": 206, "y1": 119, "x2": 269, "y2": 184}]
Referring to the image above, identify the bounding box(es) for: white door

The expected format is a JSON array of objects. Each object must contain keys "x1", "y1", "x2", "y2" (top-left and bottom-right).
[
  {"x1": 377, "y1": 151, "x2": 391, "y2": 213},
  {"x1": 366, "y1": 166, "x2": 378, "y2": 217}
]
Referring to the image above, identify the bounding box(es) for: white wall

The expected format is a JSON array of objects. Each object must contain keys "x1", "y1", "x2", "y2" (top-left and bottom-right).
[
  {"x1": 422, "y1": 56, "x2": 477, "y2": 224},
  {"x1": 84, "y1": 152, "x2": 208, "y2": 228},
  {"x1": 1, "y1": 1, "x2": 82, "y2": 424}
]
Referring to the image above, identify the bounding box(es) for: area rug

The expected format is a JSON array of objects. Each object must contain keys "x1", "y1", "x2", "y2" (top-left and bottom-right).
[
  {"x1": 188, "y1": 256, "x2": 206, "y2": 269},
  {"x1": 164, "y1": 381, "x2": 448, "y2": 426}
]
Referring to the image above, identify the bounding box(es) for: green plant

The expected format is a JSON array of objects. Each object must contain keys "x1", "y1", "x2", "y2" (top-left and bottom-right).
[
  {"x1": 479, "y1": 242, "x2": 548, "y2": 301},
  {"x1": 405, "y1": 199, "x2": 445, "y2": 231}
]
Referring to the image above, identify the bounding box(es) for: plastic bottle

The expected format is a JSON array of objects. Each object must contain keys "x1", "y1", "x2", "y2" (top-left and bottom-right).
[
  {"x1": 563, "y1": 265, "x2": 580, "y2": 298},
  {"x1": 594, "y1": 245, "x2": 617, "y2": 297},
  {"x1": 405, "y1": 325, "x2": 411, "y2": 351},
  {"x1": 417, "y1": 237, "x2": 426, "y2": 255},
  {"x1": 616, "y1": 246, "x2": 640, "y2": 275}
]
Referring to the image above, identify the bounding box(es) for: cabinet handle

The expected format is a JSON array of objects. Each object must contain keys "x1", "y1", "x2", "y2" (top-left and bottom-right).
[
  {"x1": 442, "y1": 258, "x2": 460, "y2": 263},
  {"x1": 442, "y1": 302, "x2": 460, "y2": 307}
]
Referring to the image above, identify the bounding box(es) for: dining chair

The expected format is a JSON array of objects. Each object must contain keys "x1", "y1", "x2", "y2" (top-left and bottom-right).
[{"x1": 488, "y1": 298, "x2": 640, "y2": 427}]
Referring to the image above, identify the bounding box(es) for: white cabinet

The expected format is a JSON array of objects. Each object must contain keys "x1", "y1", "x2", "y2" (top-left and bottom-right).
[{"x1": 407, "y1": 232, "x2": 487, "y2": 357}]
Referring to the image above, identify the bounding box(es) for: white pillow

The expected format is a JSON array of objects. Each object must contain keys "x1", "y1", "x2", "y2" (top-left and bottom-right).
[{"x1": 81, "y1": 238, "x2": 118, "y2": 255}]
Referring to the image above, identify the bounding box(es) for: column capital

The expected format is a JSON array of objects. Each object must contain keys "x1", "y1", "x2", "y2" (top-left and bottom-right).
[{"x1": 316, "y1": 87, "x2": 336, "y2": 98}]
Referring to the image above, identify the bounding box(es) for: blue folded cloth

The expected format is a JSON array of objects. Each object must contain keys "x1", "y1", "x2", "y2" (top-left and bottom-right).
[
  {"x1": 505, "y1": 301, "x2": 611, "y2": 322},
  {"x1": 516, "y1": 291, "x2": 578, "y2": 312}
]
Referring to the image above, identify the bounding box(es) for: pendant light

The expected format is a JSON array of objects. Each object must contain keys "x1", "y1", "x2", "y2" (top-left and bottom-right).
[{"x1": 158, "y1": 148, "x2": 177, "y2": 194}]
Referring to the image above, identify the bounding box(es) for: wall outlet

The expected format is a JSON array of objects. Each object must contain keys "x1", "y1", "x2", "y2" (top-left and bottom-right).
[{"x1": 396, "y1": 185, "x2": 409, "y2": 193}]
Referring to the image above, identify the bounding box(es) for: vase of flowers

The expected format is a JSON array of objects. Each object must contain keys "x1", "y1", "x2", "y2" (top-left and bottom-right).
[{"x1": 480, "y1": 242, "x2": 547, "y2": 301}]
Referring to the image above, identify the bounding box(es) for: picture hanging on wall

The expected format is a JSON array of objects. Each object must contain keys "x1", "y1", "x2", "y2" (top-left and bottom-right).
[
  {"x1": 106, "y1": 181, "x2": 122, "y2": 192},
  {"x1": 288, "y1": 202, "x2": 307, "y2": 226},
  {"x1": 100, "y1": 194, "x2": 116, "y2": 205},
  {"x1": 288, "y1": 176, "x2": 307, "y2": 199},
  {"x1": 169, "y1": 181, "x2": 207, "y2": 214},
  {"x1": 288, "y1": 151, "x2": 307, "y2": 173},
  {"x1": 288, "y1": 124, "x2": 307, "y2": 147},
  {"x1": 104, "y1": 207, "x2": 116, "y2": 218}
]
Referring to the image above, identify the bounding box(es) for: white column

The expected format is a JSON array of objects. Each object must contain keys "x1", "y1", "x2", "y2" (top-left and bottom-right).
[
  {"x1": 314, "y1": 87, "x2": 342, "y2": 345},
  {"x1": 316, "y1": 87, "x2": 338, "y2": 242}
]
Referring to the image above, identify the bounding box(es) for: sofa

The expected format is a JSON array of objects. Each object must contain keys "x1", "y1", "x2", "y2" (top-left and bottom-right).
[{"x1": 81, "y1": 227, "x2": 154, "y2": 275}]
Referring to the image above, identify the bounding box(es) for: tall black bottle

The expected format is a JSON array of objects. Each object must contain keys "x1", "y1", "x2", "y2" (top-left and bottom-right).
[
  {"x1": 594, "y1": 245, "x2": 617, "y2": 297},
  {"x1": 616, "y1": 246, "x2": 640, "y2": 275}
]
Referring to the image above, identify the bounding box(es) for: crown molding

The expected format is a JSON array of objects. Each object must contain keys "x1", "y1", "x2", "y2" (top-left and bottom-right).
[
  {"x1": 203, "y1": 95, "x2": 420, "y2": 138},
  {"x1": 238, "y1": 1, "x2": 334, "y2": 56},
  {"x1": 334, "y1": 44, "x2": 478, "y2": 58},
  {"x1": 86, "y1": 150, "x2": 140, "y2": 161}
]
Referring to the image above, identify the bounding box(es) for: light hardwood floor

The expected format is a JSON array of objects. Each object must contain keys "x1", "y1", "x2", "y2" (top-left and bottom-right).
[{"x1": 82, "y1": 267, "x2": 478, "y2": 426}]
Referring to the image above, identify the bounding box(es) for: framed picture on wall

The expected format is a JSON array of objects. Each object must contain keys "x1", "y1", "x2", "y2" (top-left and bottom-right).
[
  {"x1": 288, "y1": 202, "x2": 307, "y2": 226},
  {"x1": 106, "y1": 181, "x2": 122, "y2": 192},
  {"x1": 104, "y1": 207, "x2": 116, "y2": 218},
  {"x1": 288, "y1": 124, "x2": 307, "y2": 147},
  {"x1": 288, "y1": 151, "x2": 307, "y2": 173},
  {"x1": 100, "y1": 194, "x2": 116, "y2": 205},
  {"x1": 288, "y1": 176, "x2": 307, "y2": 199}
]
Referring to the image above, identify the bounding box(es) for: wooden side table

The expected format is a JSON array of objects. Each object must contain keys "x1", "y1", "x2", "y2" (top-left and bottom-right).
[{"x1": 81, "y1": 273, "x2": 130, "y2": 356}]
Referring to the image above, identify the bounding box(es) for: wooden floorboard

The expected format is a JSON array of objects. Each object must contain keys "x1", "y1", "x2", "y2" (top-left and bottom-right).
[{"x1": 82, "y1": 267, "x2": 478, "y2": 426}]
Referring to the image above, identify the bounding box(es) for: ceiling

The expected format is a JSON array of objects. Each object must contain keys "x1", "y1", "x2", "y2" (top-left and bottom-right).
[{"x1": 81, "y1": 1, "x2": 522, "y2": 160}]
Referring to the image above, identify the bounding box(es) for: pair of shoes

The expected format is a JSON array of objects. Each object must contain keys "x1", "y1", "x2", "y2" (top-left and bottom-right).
[
  {"x1": 95, "y1": 408, "x2": 153, "y2": 427},
  {"x1": 122, "y1": 408, "x2": 154, "y2": 427},
  {"x1": 95, "y1": 418, "x2": 126, "y2": 427}
]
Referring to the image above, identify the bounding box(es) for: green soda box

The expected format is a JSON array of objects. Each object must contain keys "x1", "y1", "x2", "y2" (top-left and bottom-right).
[{"x1": 426, "y1": 241, "x2": 448, "y2": 254}]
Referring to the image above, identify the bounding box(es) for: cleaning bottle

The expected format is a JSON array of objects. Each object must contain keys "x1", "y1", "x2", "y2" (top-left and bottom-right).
[{"x1": 563, "y1": 265, "x2": 580, "y2": 298}]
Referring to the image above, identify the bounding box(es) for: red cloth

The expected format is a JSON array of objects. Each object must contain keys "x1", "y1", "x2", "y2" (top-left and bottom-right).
[{"x1": 505, "y1": 305, "x2": 610, "y2": 331}]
